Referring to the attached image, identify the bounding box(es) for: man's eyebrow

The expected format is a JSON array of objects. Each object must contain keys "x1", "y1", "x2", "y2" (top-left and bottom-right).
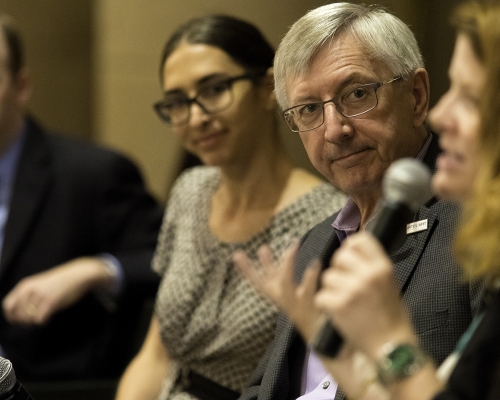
[
  {"x1": 290, "y1": 94, "x2": 320, "y2": 105},
  {"x1": 338, "y1": 74, "x2": 371, "y2": 88},
  {"x1": 163, "y1": 73, "x2": 229, "y2": 97},
  {"x1": 289, "y1": 73, "x2": 372, "y2": 106}
]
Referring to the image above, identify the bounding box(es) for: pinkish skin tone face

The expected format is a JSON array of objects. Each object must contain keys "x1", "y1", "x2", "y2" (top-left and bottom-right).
[
  {"x1": 429, "y1": 33, "x2": 485, "y2": 203},
  {"x1": 286, "y1": 34, "x2": 428, "y2": 207},
  {"x1": 161, "y1": 43, "x2": 273, "y2": 168}
]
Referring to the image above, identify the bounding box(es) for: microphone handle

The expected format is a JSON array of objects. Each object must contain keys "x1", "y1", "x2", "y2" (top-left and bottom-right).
[
  {"x1": 311, "y1": 320, "x2": 344, "y2": 358},
  {"x1": 0, "y1": 380, "x2": 34, "y2": 400},
  {"x1": 312, "y1": 201, "x2": 413, "y2": 358},
  {"x1": 369, "y1": 200, "x2": 414, "y2": 254}
]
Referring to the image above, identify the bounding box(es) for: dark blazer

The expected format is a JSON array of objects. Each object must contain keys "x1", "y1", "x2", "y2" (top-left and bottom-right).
[
  {"x1": 434, "y1": 289, "x2": 500, "y2": 400},
  {"x1": 239, "y1": 133, "x2": 483, "y2": 400},
  {"x1": 0, "y1": 117, "x2": 163, "y2": 381}
]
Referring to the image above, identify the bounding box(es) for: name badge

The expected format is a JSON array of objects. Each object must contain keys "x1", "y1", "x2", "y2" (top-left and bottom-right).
[{"x1": 406, "y1": 219, "x2": 428, "y2": 235}]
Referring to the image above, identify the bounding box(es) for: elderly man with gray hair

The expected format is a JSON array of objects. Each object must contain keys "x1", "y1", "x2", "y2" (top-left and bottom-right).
[{"x1": 235, "y1": 3, "x2": 481, "y2": 400}]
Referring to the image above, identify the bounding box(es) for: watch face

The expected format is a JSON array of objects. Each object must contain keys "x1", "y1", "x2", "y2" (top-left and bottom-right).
[
  {"x1": 378, "y1": 344, "x2": 429, "y2": 385},
  {"x1": 387, "y1": 345, "x2": 418, "y2": 374}
]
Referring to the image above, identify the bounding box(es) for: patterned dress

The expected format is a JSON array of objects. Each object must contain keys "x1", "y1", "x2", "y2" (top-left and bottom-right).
[{"x1": 152, "y1": 167, "x2": 346, "y2": 400}]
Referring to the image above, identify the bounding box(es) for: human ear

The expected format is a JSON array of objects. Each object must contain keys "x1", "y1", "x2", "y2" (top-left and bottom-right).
[
  {"x1": 409, "y1": 68, "x2": 430, "y2": 127},
  {"x1": 262, "y1": 66, "x2": 276, "y2": 111},
  {"x1": 14, "y1": 67, "x2": 32, "y2": 108}
]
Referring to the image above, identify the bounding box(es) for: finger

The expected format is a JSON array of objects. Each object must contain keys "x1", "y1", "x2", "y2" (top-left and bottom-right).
[
  {"x1": 21, "y1": 302, "x2": 41, "y2": 325},
  {"x1": 294, "y1": 262, "x2": 323, "y2": 340},
  {"x1": 315, "y1": 270, "x2": 356, "y2": 312},
  {"x1": 315, "y1": 287, "x2": 338, "y2": 311},
  {"x1": 34, "y1": 303, "x2": 52, "y2": 325},
  {"x1": 343, "y1": 232, "x2": 387, "y2": 260},
  {"x1": 325, "y1": 249, "x2": 361, "y2": 286},
  {"x1": 277, "y1": 242, "x2": 299, "y2": 288},
  {"x1": 309, "y1": 313, "x2": 332, "y2": 346},
  {"x1": 5, "y1": 301, "x2": 38, "y2": 326},
  {"x1": 257, "y1": 245, "x2": 275, "y2": 269},
  {"x1": 233, "y1": 251, "x2": 268, "y2": 290},
  {"x1": 2, "y1": 294, "x2": 14, "y2": 315},
  {"x1": 233, "y1": 250, "x2": 258, "y2": 277},
  {"x1": 332, "y1": 236, "x2": 379, "y2": 275},
  {"x1": 299, "y1": 260, "x2": 321, "y2": 298},
  {"x1": 279, "y1": 241, "x2": 299, "y2": 265},
  {"x1": 2, "y1": 290, "x2": 25, "y2": 322},
  {"x1": 314, "y1": 294, "x2": 343, "y2": 324}
]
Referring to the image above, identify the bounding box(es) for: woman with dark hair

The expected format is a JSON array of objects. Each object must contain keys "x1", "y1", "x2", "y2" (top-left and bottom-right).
[{"x1": 115, "y1": 15, "x2": 345, "y2": 400}]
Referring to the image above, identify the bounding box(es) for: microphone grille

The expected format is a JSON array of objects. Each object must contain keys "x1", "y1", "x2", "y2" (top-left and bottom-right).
[
  {"x1": 383, "y1": 158, "x2": 432, "y2": 212},
  {"x1": 0, "y1": 357, "x2": 16, "y2": 394}
]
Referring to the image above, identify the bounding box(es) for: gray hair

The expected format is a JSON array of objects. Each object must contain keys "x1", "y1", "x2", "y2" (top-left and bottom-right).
[{"x1": 274, "y1": 2, "x2": 424, "y2": 109}]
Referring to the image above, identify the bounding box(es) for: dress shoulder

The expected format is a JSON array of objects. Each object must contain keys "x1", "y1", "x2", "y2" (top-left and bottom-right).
[{"x1": 152, "y1": 166, "x2": 220, "y2": 276}]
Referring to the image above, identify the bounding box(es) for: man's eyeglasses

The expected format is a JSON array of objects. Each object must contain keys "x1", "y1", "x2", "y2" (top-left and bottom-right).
[
  {"x1": 283, "y1": 76, "x2": 403, "y2": 133},
  {"x1": 154, "y1": 73, "x2": 262, "y2": 126}
]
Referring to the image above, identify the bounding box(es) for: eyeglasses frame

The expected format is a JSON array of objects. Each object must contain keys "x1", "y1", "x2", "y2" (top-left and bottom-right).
[
  {"x1": 154, "y1": 72, "x2": 265, "y2": 126},
  {"x1": 282, "y1": 75, "x2": 403, "y2": 133}
]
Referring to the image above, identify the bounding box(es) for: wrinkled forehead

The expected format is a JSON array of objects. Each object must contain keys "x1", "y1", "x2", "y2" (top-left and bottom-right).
[
  {"x1": 284, "y1": 35, "x2": 390, "y2": 106},
  {"x1": 291, "y1": 34, "x2": 358, "y2": 80}
]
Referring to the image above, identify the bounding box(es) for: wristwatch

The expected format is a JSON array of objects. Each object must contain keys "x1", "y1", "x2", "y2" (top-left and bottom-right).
[{"x1": 376, "y1": 343, "x2": 430, "y2": 386}]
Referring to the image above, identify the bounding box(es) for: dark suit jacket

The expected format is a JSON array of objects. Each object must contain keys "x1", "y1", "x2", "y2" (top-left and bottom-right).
[
  {"x1": 239, "y1": 133, "x2": 483, "y2": 400},
  {"x1": 0, "y1": 117, "x2": 163, "y2": 381},
  {"x1": 434, "y1": 289, "x2": 500, "y2": 400}
]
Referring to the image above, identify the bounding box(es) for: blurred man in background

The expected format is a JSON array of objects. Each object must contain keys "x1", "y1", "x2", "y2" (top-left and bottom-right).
[{"x1": 0, "y1": 14, "x2": 162, "y2": 382}]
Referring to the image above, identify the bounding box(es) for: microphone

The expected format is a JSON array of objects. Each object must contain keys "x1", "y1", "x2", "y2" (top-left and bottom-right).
[
  {"x1": 312, "y1": 158, "x2": 432, "y2": 358},
  {"x1": 0, "y1": 357, "x2": 34, "y2": 400}
]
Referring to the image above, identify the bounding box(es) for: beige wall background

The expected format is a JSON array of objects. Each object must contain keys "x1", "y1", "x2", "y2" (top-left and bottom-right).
[{"x1": 0, "y1": 0, "x2": 461, "y2": 203}]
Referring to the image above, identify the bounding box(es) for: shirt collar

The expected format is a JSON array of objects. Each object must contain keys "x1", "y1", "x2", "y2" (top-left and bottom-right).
[{"x1": 332, "y1": 132, "x2": 433, "y2": 237}]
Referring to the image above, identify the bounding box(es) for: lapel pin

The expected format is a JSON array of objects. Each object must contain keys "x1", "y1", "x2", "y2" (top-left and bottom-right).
[{"x1": 406, "y1": 219, "x2": 428, "y2": 235}]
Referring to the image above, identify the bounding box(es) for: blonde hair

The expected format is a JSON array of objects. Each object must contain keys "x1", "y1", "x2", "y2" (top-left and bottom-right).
[{"x1": 453, "y1": 0, "x2": 500, "y2": 280}]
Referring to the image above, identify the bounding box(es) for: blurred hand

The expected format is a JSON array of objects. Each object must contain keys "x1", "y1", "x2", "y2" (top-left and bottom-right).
[
  {"x1": 317, "y1": 344, "x2": 393, "y2": 400},
  {"x1": 233, "y1": 243, "x2": 323, "y2": 342},
  {"x1": 2, "y1": 257, "x2": 114, "y2": 325},
  {"x1": 315, "y1": 232, "x2": 416, "y2": 359}
]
